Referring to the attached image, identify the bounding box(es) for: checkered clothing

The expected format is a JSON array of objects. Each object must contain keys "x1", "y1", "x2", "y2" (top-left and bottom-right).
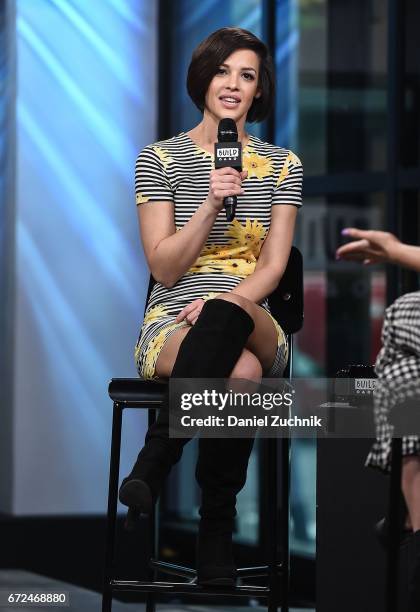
[{"x1": 366, "y1": 291, "x2": 420, "y2": 473}]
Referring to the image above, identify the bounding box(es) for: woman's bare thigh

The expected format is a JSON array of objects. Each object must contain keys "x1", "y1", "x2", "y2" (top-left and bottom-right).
[
  {"x1": 154, "y1": 326, "x2": 191, "y2": 379},
  {"x1": 214, "y1": 294, "x2": 279, "y2": 373}
]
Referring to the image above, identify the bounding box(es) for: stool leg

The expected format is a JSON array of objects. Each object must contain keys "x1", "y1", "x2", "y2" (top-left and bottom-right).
[
  {"x1": 280, "y1": 436, "x2": 290, "y2": 612},
  {"x1": 146, "y1": 500, "x2": 158, "y2": 612},
  {"x1": 102, "y1": 402, "x2": 123, "y2": 612},
  {"x1": 386, "y1": 437, "x2": 403, "y2": 612},
  {"x1": 267, "y1": 437, "x2": 278, "y2": 612},
  {"x1": 146, "y1": 593, "x2": 156, "y2": 612}
]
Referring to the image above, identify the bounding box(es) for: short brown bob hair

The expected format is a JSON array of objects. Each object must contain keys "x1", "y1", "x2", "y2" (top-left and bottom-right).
[{"x1": 187, "y1": 27, "x2": 275, "y2": 124}]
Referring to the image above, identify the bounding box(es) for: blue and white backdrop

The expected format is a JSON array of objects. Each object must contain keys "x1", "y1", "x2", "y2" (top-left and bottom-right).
[{"x1": 4, "y1": 0, "x2": 157, "y2": 514}]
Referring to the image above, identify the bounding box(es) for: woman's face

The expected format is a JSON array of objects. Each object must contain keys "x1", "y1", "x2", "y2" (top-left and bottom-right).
[{"x1": 204, "y1": 48, "x2": 261, "y2": 125}]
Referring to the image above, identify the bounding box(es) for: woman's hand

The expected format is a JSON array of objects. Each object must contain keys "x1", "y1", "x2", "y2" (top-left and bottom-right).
[
  {"x1": 206, "y1": 168, "x2": 248, "y2": 212},
  {"x1": 175, "y1": 298, "x2": 205, "y2": 326},
  {"x1": 336, "y1": 228, "x2": 401, "y2": 265}
]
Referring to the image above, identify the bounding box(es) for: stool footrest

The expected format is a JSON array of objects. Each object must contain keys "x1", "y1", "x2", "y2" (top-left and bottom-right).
[
  {"x1": 149, "y1": 559, "x2": 196, "y2": 578},
  {"x1": 147, "y1": 558, "x2": 282, "y2": 580},
  {"x1": 110, "y1": 579, "x2": 270, "y2": 597},
  {"x1": 237, "y1": 563, "x2": 282, "y2": 578}
]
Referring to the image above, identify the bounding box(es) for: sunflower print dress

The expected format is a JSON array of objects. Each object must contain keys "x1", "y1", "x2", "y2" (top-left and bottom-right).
[{"x1": 134, "y1": 132, "x2": 303, "y2": 381}]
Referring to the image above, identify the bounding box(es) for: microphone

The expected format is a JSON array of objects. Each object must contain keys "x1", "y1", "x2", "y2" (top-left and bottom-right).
[{"x1": 215, "y1": 118, "x2": 242, "y2": 222}]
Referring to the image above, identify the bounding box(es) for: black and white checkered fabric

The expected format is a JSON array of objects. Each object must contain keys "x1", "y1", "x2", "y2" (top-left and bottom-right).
[{"x1": 366, "y1": 291, "x2": 420, "y2": 473}]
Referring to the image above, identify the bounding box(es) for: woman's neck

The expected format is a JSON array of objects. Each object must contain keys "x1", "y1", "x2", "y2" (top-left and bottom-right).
[{"x1": 187, "y1": 114, "x2": 248, "y2": 152}]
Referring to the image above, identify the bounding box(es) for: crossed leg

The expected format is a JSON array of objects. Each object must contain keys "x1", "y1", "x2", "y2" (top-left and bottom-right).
[{"x1": 155, "y1": 294, "x2": 278, "y2": 380}]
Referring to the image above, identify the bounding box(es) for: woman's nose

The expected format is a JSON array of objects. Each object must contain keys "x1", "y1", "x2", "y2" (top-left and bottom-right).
[{"x1": 227, "y1": 73, "x2": 240, "y2": 89}]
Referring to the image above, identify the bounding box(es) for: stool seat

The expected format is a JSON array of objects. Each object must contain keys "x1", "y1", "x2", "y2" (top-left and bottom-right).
[{"x1": 108, "y1": 378, "x2": 167, "y2": 404}]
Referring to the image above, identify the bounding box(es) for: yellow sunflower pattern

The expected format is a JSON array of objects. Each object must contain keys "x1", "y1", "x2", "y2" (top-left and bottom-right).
[
  {"x1": 136, "y1": 320, "x2": 188, "y2": 381},
  {"x1": 267, "y1": 311, "x2": 288, "y2": 350},
  {"x1": 187, "y1": 218, "x2": 267, "y2": 276},
  {"x1": 136, "y1": 192, "x2": 151, "y2": 206},
  {"x1": 243, "y1": 152, "x2": 274, "y2": 180},
  {"x1": 152, "y1": 146, "x2": 173, "y2": 169},
  {"x1": 276, "y1": 151, "x2": 302, "y2": 187},
  {"x1": 142, "y1": 304, "x2": 169, "y2": 327}
]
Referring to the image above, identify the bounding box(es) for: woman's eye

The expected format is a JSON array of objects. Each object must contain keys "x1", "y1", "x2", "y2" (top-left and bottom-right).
[
  {"x1": 217, "y1": 68, "x2": 227, "y2": 75},
  {"x1": 242, "y1": 72, "x2": 255, "y2": 81}
]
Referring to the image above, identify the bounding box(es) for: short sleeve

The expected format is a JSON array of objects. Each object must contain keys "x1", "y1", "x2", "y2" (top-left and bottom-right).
[
  {"x1": 135, "y1": 145, "x2": 173, "y2": 206},
  {"x1": 272, "y1": 151, "x2": 303, "y2": 208}
]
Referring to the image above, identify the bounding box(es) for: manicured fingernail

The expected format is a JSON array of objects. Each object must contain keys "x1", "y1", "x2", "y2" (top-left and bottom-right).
[{"x1": 341, "y1": 229, "x2": 349, "y2": 235}]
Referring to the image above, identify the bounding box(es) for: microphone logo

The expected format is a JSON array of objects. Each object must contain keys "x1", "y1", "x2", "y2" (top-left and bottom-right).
[{"x1": 216, "y1": 147, "x2": 240, "y2": 161}]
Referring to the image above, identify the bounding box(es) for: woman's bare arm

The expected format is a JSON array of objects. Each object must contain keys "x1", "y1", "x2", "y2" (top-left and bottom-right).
[
  {"x1": 336, "y1": 228, "x2": 420, "y2": 272},
  {"x1": 138, "y1": 167, "x2": 246, "y2": 288},
  {"x1": 230, "y1": 204, "x2": 298, "y2": 303},
  {"x1": 138, "y1": 199, "x2": 219, "y2": 288}
]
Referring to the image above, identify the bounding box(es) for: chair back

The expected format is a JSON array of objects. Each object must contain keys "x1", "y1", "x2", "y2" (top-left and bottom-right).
[
  {"x1": 267, "y1": 246, "x2": 303, "y2": 335},
  {"x1": 143, "y1": 246, "x2": 304, "y2": 335}
]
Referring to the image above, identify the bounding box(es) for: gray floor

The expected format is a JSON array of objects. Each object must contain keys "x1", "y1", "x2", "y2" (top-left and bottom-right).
[{"x1": 0, "y1": 570, "x2": 314, "y2": 611}]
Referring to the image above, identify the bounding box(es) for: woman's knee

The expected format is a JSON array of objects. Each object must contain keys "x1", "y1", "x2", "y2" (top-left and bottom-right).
[
  {"x1": 213, "y1": 293, "x2": 253, "y2": 317},
  {"x1": 229, "y1": 348, "x2": 263, "y2": 381}
]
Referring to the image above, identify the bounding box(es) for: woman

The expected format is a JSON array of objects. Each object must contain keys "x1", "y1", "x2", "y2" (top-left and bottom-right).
[
  {"x1": 337, "y1": 228, "x2": 420, "y2": 609},
  {"x1": 119, "y1": 27, "x2": 303, "y2": 586}
]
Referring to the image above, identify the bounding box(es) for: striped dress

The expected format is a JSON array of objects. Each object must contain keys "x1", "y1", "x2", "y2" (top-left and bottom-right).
[{"x1": 134, "y1": 132, "x2": 303, "y2": 382}]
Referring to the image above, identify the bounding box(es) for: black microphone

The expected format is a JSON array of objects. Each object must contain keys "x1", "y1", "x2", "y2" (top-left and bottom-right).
[{"x1": 215, "y1": 118, "x2": 242, "y2": 222}]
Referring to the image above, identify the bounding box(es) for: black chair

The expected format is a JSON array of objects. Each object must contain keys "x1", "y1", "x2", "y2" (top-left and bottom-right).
[{"x1": 102, "y1": 246, "x2": 304, "y2": 612}]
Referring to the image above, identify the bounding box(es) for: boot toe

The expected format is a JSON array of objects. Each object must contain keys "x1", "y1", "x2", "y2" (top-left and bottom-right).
[{"x1": 118, "y1": 478, "x2": 153, "y2": 515}]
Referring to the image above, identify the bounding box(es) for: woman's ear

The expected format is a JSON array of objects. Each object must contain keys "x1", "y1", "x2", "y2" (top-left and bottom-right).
[{"x1": 254, "y1": 89, "x2": 262, "y2": 99}]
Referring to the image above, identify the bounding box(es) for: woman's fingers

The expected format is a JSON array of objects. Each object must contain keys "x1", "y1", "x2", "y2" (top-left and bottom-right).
[
  {"x1": 186, "y1": 306, "x2": 203, "y2": 325},
  {"x1": 175, "y1": 304, "x2": 194, "y2": 323},
  {"x1": 213, "y1": 186, "x2": 245, "y2": 199},
  {"x1": 215, "y1": 167, "x2": 242, "y2": 177},
  {"x1": 336, "y1": 239, "x2": 371, "y2": 258},
  {"x1": 175, "y1": 299, "x2": 204, "y2": 324},
  {"x1": 208, "y1": 167, "x2": 246, "y2": 210},
  {"x1": 216, "y1": 174, "x2": 243, "y2": 185},
  {"x1": 341, "y1": 227, "x2": 369, "y2": 239},
  {"x1": 337, "y1": 228, "x2": 399, "y2": 264}
]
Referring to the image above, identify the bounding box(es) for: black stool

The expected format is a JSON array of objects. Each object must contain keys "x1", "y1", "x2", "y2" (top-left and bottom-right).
[
  {"x1": 386, "y1": 396, "x2": 420, "y2": 612},
  {"x1": 102, "y1": 247, "x2": 304, "y2": 612}
]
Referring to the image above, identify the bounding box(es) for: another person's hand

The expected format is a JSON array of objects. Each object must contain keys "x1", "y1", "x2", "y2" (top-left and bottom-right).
[
  {"x1": 206, "y1": 168, "x2": 247, "y2": 212},
  {"x1": 175, "y1": 298, "x2": 205, "y2": 326},
  {"x1": 336, "y1": 228, "x2": 401, "y2": 265}
]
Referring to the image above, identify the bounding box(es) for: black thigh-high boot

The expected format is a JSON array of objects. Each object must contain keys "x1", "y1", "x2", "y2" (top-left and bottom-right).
[
  {"x1": 118, "y1": 298, "x2": 255, "y2": 514},
  {"x1": 195, "y1": 436, "x2": 255, "y2": 585}
]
